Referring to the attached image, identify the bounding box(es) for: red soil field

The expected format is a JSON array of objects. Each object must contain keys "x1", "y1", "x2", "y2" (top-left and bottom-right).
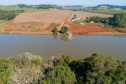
[
  {"x1": 65, "y1": 21, "x2": 126, "y2": 35},
  {"x1": 0, "y1": 9, "x2": 126, "y2": 35}
]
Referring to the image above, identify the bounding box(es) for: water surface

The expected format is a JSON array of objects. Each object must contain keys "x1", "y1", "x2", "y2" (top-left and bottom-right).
[{"x1": 0, "y1": 34, "x2": 126, "y2": 61}]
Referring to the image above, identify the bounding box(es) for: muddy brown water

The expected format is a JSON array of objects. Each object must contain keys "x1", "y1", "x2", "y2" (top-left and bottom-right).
[{"x1": 0, "y1": 34, "x2": 126, "y2": 61}]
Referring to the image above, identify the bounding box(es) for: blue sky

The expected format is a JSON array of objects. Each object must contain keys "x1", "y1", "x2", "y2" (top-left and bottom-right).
[{"x1": 1, "y1": 0, "x2": 126, "y2": 6}]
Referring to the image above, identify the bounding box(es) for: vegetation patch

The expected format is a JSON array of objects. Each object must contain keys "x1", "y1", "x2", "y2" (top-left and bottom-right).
[
  {"x1": 0, "y1": 5, "x2": 49, "y2": 13},
  {"x1": 85, "y1": 13, "x2": 126, "y2": 28},
  {"x1": 0, "y1": 10, "x2": 24, "y2": 20},
  {"x1": 74, "y1": 20, "x2": 85, "y2": 24},
  {"x1": 60, "y1": 26, "x2": 69, "y2": 35},
  {"x1": 0, "y1": 20, "x2": 8, "y2": 26},
  {"x1": 50, "y1": 23, "x2": 60, "y2": 26},
  {"x1": 37, "y1": 5, "x2": 54, "y2": 9},
  {"x1": 53, "y1": 27, "x2": 58, "y2": 35},
  {"x1": 85, "y1": 10, "x2": 126, "y2": 15},
  {"x1": 0, "y1": 52, "x2": 125, "y2": 84},
  {"x1": 27, "y1": 25, "x2": 37, "y2": 30}
]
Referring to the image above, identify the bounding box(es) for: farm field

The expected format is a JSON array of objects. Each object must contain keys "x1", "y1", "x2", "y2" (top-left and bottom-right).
[
  {"x1": 68, "y1": 11, "x2": 113, "y2": 20},
  {"x1": 0, "y1": 5, "x2": 49, "y2": 12},
  {"x1": 85, "y1": 10, "x2": 126, "y2": 14},
  {"x1": 62, "y1": 6, "x2": 81, "y2": 10},
  {"x1": 65, "y1": 21, "x2": 126, "y2": 35},
  {"x1": 0, "y1": 9, "x2": 72, "y2": 34},
  {"x1": 0, "y1": 8, "x2": 126, "y2": 35}
]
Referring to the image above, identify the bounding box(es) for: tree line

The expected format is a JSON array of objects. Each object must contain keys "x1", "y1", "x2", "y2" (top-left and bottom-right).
[
  {"x1": 0, "y1": 10, "x2": 24, "y2": 20},
  {"x1": 96, "y1": 4, "x2": 126, "y2": 10},
  {"x1": 37, "y1": 5, "x2": 54, "y2": 9},
  {"x1": 0, "y1": 52, "x2": 125, "y2": 84},
  {"x1": 86, "y1": 13, "x2": 126, "y2": 28},
  {"x1": 18, "y1": 4, "x2": 30, "y2": 8}
]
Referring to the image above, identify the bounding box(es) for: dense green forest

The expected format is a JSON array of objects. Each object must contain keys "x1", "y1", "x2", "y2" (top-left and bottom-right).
[
  {"x1": 0, "y1": 52, "x2": 125, "y2": 84},
  {"x1": 0, "y1": 10, "x2": 24, "y2": 20},
  {"x1": 86, "y1": 13, "x2": 126, "y2": 28}
]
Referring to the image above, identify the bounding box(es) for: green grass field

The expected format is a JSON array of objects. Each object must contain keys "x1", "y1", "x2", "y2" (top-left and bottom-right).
[
  {"x1": 85, "y1": 10, "x2": 126, "y2": 15},
  {"x1": 0, "y1": 20, "x2": 8, "y2": 26},
  {"x1": 0, "y1": 5, "x2": 49, "y2": 12}
]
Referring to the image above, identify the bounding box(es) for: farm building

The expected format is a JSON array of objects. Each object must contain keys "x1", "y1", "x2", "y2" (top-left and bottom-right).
[{"x1": 72, "y1": 18, "x2": 81, "y2": 21}]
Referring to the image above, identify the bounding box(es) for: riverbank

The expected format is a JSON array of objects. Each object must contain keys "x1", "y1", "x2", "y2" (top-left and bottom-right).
[
  {"x1": 0, "y1": 29, "x2": 126, "y2": 36},
  {"x1": 0, "y1": 10, "x2": 126, "y2": 36},
  {"x1": 0, "y1": 22, "x2": 126, "y2": 35}
]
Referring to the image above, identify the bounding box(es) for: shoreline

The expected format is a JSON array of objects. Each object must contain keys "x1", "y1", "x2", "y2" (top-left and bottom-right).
[{"x1": 0, "y1": 31, "x2": 126, "y2": 36}]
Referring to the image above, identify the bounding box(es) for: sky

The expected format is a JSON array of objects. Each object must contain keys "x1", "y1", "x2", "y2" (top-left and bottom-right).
[{"x1": 0, "y1": 0, "x2": 126, "y2": 6}]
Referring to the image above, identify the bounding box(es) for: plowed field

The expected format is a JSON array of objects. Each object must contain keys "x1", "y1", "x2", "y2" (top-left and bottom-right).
[
  {"x1": 0, "y1": 9, "x2": 72, "y2": 34},
  {"x1": 65, "y1": 21, "x2": 126, "y2": 35}
]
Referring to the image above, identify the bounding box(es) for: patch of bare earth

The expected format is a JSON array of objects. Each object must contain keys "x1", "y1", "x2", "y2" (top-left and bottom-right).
[
  {"x1": 0, "y1": 9, "x2": 71, "y2": 34},
  {"x1": 65, "y1": 21, "x2": 126, "y2": 35}
]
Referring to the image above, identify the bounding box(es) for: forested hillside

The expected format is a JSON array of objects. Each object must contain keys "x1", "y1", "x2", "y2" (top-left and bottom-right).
[
  {"x1": 0, "y1": 52, "x2": 125, "y2": 84},
  {"x1": 86, "y1": 13, "x2": 126, "y2": 28},
  {"x1": 0, "y1": 10, "x2": 24, "y2": 20}
]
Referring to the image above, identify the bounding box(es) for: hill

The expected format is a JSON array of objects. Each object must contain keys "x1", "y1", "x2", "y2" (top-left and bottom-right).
[
  {"x1": 0, "y1": 5, "x2": 49, "y2": 12},
  {"x1": 85, "y1": 10, "x2": 126, "y2": 15},
  {"x1": 95, "y1": 4, "x2": 126, "y2": 10}
]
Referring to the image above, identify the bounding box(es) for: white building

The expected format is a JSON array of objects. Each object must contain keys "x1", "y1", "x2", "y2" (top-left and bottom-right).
[{"x1": 72, "y1": 18, "x2": 81, "y2": 21}]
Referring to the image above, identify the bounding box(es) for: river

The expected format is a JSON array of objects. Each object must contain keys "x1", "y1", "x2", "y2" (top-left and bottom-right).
[{"x1": 0, "y1": 34, "x2": 126, "y2": 61}]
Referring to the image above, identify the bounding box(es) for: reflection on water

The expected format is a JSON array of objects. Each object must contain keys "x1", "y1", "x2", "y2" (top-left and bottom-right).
[
  {"x1": 53, "y1": 35, "x2": 58, "y2": 40},
  {"x1": 68, "y1": 33, "x2": 73, "y2": 42},
  {"x1": 60, "y1": 35, "x2": 68, "y2": 41},
  {"x1": 60, "y1": 34, "x2": 73, "y2": 42},
  {"x1": 0, "y1": 34, "x2": 126, "y2": 61}
]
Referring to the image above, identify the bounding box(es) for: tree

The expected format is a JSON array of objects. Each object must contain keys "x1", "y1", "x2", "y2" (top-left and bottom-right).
[
  {"x1": 60, "y1": 26, "x2": 68, "y2": 35},
  {"x1": 62, "y1": 55, "x2": 73, "y2": 64},
  {"x1": 69, "y1": 53, "x2": 125, "y2": 84},
  {"x1": 73, "y1": 14, "x2": 76, "y2": 19},
  {"x1": 86, "y1": 17, "x2": 90, "y2": 23},
  {"x1": 39, "y1": 65, "x2": 77, "y2": 84},
  {"x1": 112, "y1": 13, "x2": 126, "y2": 28},
  {"x1": 53, "y1": 27, "x2": 58, "y2": 35},
  {"x1": 0, "y1": 10, "x2": 24, "y2": 20}
]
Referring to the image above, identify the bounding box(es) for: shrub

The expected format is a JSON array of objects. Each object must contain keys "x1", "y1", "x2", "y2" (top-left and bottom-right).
[
  {"x1": 32, "y1": 58, "x2": 41, "y2": 66},
  {"x1": 60, "y1": 26, "x2": 68, "y2": 35},
  {"x1": 53, "y1": 27, "x2": 58, "y2": 35}
]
